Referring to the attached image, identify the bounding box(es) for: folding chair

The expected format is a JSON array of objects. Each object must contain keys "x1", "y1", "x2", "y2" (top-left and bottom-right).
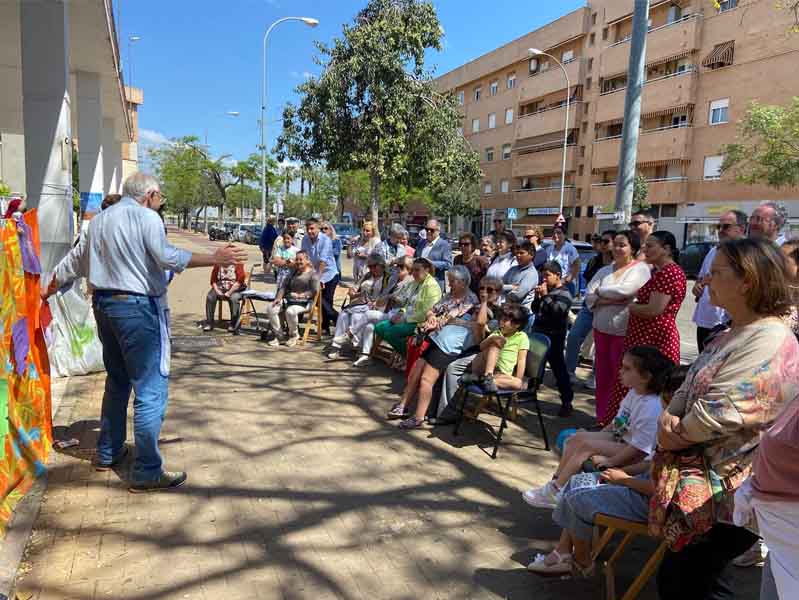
[
  {"x1": 237, "y1": 264, "x2": 280, "y2": 333},
  {"x1": 452, "y1": 332, "x2": 551, "y2": 458},
  {"x1": 591, "y1": 514, "x2": 668, "y2": 600},
  {"x1": 299, "y1": 290, "x2": 323, "y2": 345}
]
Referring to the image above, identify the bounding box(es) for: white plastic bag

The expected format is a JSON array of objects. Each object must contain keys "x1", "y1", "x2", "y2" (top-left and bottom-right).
[{"x1": 46, "y1": 283, "x2": 104, "y2": 377}]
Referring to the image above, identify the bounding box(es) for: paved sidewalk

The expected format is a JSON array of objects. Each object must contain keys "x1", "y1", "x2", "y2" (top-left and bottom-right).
[{"x1": 11, "y1": 230, "x2": 759, "y2": 600}]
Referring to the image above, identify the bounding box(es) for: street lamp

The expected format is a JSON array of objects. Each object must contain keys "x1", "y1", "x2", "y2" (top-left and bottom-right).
[
  {"x1": 529, "y1": 48, "x2": 571, "y2": 217},
  {"x1": 127, "y1": 35, "x2": 141, "y2": 89},
  {"x1": 261, "y1": 16, "x2": 319, "y2": 226}
]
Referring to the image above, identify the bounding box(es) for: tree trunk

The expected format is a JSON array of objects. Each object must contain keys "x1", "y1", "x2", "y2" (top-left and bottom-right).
[
  {"x1": 369, "y1": 171, "x2": 380, "y2": 229},
  {"x1": 300, "y1": 176, "x2": 305, "y2": 196},
  {"x1": 217, "y1": 204, "x2": 224, "y2": 226}
]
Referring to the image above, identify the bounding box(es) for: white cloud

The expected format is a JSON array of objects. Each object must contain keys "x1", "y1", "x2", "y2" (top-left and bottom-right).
[
  {"x1": 139, "y1": 128, "x2": 169, "y2": 145},
  {"x1": 290, "y1": 70, "x2": 314, "y2": 80},
  {"x1": 302, "y1": 71, "x2": 313, "y2": 80}
]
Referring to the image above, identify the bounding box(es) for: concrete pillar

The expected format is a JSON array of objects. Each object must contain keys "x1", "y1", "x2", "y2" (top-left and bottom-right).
[
  {"x1": 76, "y1": 71, "x2": 104, "y2": 220},
  {"x1": 20, "y1": 1, "x2": 73, "y2": 273},
  {"x1": 101, "y1": 118, "x2": 118, "y2": 196}
]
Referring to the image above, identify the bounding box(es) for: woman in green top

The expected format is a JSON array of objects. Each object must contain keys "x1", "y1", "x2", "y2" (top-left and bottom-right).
[{"x1": 373, "y1": 257, "x2": 442, "y2": 355}]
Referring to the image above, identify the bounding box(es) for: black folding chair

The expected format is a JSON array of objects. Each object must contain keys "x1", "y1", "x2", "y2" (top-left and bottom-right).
[{"x1": 453, "y1": 332, "x2": 551, "y2": 458}]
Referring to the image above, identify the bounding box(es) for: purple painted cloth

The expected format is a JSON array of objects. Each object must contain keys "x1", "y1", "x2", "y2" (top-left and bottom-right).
[
  {"x1": 15, "y1": 218, "x2": 41, "y2": 274},
  {"x1": 12, "y1": 318, "x2": 30, "y2": 376}
]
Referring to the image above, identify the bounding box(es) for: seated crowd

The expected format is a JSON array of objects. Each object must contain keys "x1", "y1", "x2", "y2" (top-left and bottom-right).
[{"x1": 207, "y1": 203, "x2": 799, "y2": 598}]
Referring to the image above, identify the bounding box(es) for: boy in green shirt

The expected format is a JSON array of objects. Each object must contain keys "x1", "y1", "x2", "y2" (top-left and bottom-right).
[{"x1": 462, "y1": 303, "x2": 529, "y2": 393}]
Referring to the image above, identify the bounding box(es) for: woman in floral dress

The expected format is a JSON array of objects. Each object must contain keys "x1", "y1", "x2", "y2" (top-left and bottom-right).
[{"x1": 603, "y1": 231, "x2": 686, "y2": 426}]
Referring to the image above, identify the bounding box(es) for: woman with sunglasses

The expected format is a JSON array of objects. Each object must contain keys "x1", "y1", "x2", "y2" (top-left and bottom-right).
[{"x1": 454, "y1": 232, "x2": 489, "y2": 295}]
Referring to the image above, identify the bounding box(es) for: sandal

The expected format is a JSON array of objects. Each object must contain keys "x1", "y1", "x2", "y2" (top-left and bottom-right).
[
  {"x1": 386, "y1": 403, "x2": 409, "y2": 420},
  {"x1": 527, "y1": 550, "x2": 573, "y2": 575},
  {"x1": 571, "y1": 559, "x2": 595, "y2": 578},
  {"x1": 398, "y1": 416, "x2": 425, "y2": 429}
]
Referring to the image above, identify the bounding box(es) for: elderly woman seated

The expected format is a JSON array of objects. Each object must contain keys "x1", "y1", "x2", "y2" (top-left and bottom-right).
[
  {"x1": 327, "y1": 253, "x2": 392, "y2": 359},
  {"x1": 373, "y1": 257, "x2": 442, "y2": 360},
  {"x1": 352, "y1": 256, "x2": 417, "y2": 367},
  {"x1": 385, "y1": 265, "x2": 480, "y2": 428},
  {"x1": 203, "y1": 263, "x2": 247, "y2": 333},
  {"x1": 264, "y1": 251, "x2": 320, "y2": 347}
]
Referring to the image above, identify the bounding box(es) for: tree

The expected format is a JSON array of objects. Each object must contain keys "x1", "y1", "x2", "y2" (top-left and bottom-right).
[
  {"x1": 721, "y1": 98, "x2": 799, "y2": 187},
  {"x1": 632, "y1": 172, "x2": 650, "y2": 212},
  {"x1": 276, "y1": 0, "x2": 480, "y2": 229},
  {"x1": 148, "y1": 136, "x2": 207, "y2": 228},
  {"x1": 0, "y1": 180, "x2": 9, "y2": 197}
]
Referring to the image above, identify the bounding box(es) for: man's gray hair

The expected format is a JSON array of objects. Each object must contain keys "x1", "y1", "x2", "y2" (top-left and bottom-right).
[
  {"x1": 448, "y1": 264, "x2": 471, "y2": 288},
  {"x1": 759, "y1": 201, "x2": 787, "y2": 228},
  {"x1": 727, "y1": 209, "x2": 748, "y2": 228},
  {"x1": 122, "y1": 172, "x2": 160, "y2": 201},
  {"x1": 389, "y1": 223, "x2": 407, "y2": 238}
]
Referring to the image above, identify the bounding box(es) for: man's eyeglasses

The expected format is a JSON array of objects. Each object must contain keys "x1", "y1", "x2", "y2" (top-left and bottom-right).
[
  {"x1": 717, "y1": 223, "x2": 738, "y2": 231},
  {"x1": 425, "y1": 227, "x2": 437, "y2": 233},
  {"x1": 459, "y1": 241, "x2": 472, "y2": 246},
  {"x1": 629, "y1": 220, "x2": 651, "y2": 227}
]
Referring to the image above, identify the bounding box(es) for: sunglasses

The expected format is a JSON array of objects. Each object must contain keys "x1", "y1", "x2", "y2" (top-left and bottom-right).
[
  {"x1": 629, "y1": 220, "x2": 651, "y2": 227},
  {"x1": 479, "y1": 286, "x2": 499, "y2": 292},
  {"x1": 460, "y1": 241, "x2": 473, "y2": 245},
  {"x1": 524, "y1": 234, "x2": 538, "y2": 239},
  {"x1": 600, "y1": 238, "x2": 612, "y2": 244},
  {"x1": 321, "y1": 227, "x2": 330, "y2": 230}
]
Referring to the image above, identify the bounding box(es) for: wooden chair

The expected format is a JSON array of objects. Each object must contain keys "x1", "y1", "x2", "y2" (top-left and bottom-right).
[
  {"x1": 591, "y1": 514, "x2": 668, "y2": 600},
  {"x1": 452, "y1": 332, "x2": 551, "y2": 458},
  {"x1": 237, "y1": 263, "x2": 266, "y2": 330},
  {"x1": 299, "y1": 290, "x2": 323, "y2": 345}
]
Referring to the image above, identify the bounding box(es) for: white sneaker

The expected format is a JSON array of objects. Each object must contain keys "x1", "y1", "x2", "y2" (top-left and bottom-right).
[
  {"x1": 732, "y1": 539, "x2": 767, "y2": 567},
  {"x1": 522, "y1": 480, "x2": 561, "y2": 509},
  {"x1": 266, "y1": 338, "x2": 280, "y2": 348},
  {"x1": 332, "y1": 334, "x2": 349, "y2": 346},
  {"x1": 527, "y1": 550, "x2": 573, "y2": 575},
  {"x1": 285, "y1": 336, "x2": 299, "y2": 348},
  {"x1": 353, "y1": 355, "x2": 371, "y2": 367},
  {"x1": 327, "y1": 349, "x2": 340, "y2": 360}
]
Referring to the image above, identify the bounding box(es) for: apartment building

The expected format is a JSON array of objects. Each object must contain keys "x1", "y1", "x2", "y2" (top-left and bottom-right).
[{"x1": 436, "y1": 0, "x2": 799, "y2": 245}]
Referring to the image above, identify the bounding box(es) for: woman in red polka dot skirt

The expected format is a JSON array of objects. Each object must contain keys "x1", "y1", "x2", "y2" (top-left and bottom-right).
[{"x1": 601, "y1": 231, "x2": 686, "y2": 426}]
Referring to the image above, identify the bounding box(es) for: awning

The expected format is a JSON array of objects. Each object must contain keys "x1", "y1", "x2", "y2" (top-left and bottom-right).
[
  {"x1": 605, "y1": 49, "x2": 695, "y2": 79},
  {"x1": 598, "y1": 104, "x2": 694, "y2": 127},
  {"x1": 592, "y1": 158, "x2": 688, "y2": 174},
  {"x1": 702, "y1": 41, "x2": 735, "y2": 68}
]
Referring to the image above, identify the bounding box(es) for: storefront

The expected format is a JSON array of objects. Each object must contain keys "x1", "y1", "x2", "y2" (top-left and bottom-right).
[{"x1": 678, "y1": 201, "x2": 799, "y2": 244}]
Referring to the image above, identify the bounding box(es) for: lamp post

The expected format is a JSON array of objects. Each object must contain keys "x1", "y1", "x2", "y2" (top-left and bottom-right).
[
  {"x1": 127, "y1": 36, "x2": 141, "y2": 89},
  {"x1": 528, "y1": 48, "x2": 570, "y2": 218},
  {"x1": 261, "y1": 16, "x2": 319, "y2": 226}
]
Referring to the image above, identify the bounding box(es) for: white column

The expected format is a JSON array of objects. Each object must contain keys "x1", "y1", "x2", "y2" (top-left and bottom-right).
[
  {"x1": 20, "y1": 1, "x2": 72, "y2": 273},
  {"x1": 102, "y1": 118, "x2": 118, "y2": 196},
  {"x1": 76, "y1": 71, "x2": 104, "y2": 219}
]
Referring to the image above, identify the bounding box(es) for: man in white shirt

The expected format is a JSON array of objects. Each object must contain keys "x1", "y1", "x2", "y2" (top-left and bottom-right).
[
  {"x1": 749, "y1": 201, "x2": 788, "y2": 246},
  {"x1": 692, "y1": 210, "x2": 747, "y2": 351}
]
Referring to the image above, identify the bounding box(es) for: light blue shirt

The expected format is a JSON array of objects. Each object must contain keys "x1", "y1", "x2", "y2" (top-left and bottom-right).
[
  {"x1": 547, "y1": 241, "x2": 579, "y2": 274},
  {"x1": 53, "y1": 197, "x2": 192, "y2": 296},
  {"x1": 430, "y1": 315, "x2": 474, "y2": 354},
  {"x1": 301, "y1": 232, "x2": 338, "y2": 284}
]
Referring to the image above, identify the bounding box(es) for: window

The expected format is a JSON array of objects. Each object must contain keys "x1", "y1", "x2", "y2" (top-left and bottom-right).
[
  {"x1": 502, "y1": 143, "x2": 512, "y2": 160},
  {"x1": 472, "y1": 118, "x2": 480, "y2": 133},
  {"x1": 602, "y1": 28, "x2": 608, "y2": 41},
  {"x1": 702, "y1": 41, "x2": 735, "y2": 70},
  {"x1": 718, "y1": 0, "x2": 738, "y2": 12},
  {"x1": 575, "y1": 206, "x2": 582, "y2": 217},
  {"x1": 667, "y1": 4, "x2": 682, "y2": 23},
  {"x1": 589, "y1": 32, "x2": 596, "y2": 46},
  {"x1": 588, "y1": 58, "x2": 594, "y2": 71},
  {"x1": 581, "y1": 122, "x2": 587, "y2": 134},
  {"x1": 529, "y1": 57, "x2": 538, "y2": 74},
  {"x1": 573, "y1": 234, "x2": 580, "y2": 241},
  {"x1": 586, "y1": 77, "x2": 592, "y2": 90},
  {"x1": 592, "y1": 12, "x2": 597, "y2": 25},
  {"x1": 484, "y1": 181, "x2": 493, "y2": 194},
  {"x1": 585, "y1": 233, "x2": 592, "y2": 242},
  {"x1": 521, "y1": 177, "x2": 531, "y2": 190},
  {"x1": 579, "y1": 145, "x2": 586, "y2": 158},
  {"x1": 587, "y1": 205, "x2": 594, "y2": 217},
  {"x1": 474, "y1": 86, "x2": 482, "y2": 102},
  {"x1": 457, "y1": 91, "x2": 464, "y2": 106},
  {"x1": 507, "y1": 73, "x2": 516, "y2": 89},
  {"x1": 500, "y1": 179, "x2": 509, "y2": 193},
  {"x1": 562, "y1": 49, "x2": 574, "y2": 63},
  {"x1": 672, "y1": 114, "x2": 688, "y2": 127},
  {"x1": 578, "y1": 164, "x2": 584, "y2": 176},
  {"x1": 485, "y1": 147, "x2": 494, "y2": 162},
  {"x1": 584, "y1": 101, "x2": 590, "y2": 114},
  {"x1": 456, "y1": 126, "x2": 464, "y2": 137},
  {"x1": 488, "y1": 113, "x2": 496, "y2": 129},
  {"x1": 505, "y1": 108, "x2": 514, "y2": 124},
  {"x1": 489, "y1": 80, "x2": 499, "y2": 96},
  {"x1": 660, "y1": 204, "x2": 677, "y2": 217},
  {"x1": 709, "y1": 98, "x2": 729, "y2": 125},
  {"x1": 703, "y1": 155, "x2": 724, "y2": 180}
]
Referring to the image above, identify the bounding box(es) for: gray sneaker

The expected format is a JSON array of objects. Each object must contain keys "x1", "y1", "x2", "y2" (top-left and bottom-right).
[{"x1": 129, "y1": 470, "x2": 187, "y2": 493}]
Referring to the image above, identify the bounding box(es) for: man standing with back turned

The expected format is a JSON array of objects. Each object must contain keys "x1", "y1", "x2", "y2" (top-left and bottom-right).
[{"x1": 45, "y1": 173, "x2": 247, "y2": 492}]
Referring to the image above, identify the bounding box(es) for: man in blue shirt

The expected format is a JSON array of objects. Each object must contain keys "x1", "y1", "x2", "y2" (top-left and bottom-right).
[
  {"x1": 301, "y1": 217, "x2": 339, "y2": 334},
  {"x1": 259, "y1": 216, "x2": 279, "y2": 265},
  {"x1": 414, "y1": 218, "x2": 452, "y2": 290},
  {"x1": 46, "y1": 172, "x2": 247, "y2": 492}
]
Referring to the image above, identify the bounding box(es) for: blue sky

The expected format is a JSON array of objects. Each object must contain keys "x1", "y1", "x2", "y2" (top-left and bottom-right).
[{"x1": 116, "y1": 0, "x2": 584, "y2": 165}]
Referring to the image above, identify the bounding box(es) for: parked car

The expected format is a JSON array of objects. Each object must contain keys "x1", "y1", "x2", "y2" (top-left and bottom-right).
[
  {"x1": 234, "y1": 223, "x2": 260, "y2": 244},
  {"x1": 540, "y1": 239, "x2": 595, "y2": 308},
  {"x1": 243, "y1": 225, "x2": 263, "y2": 245},
  {"x1": 679, "y1": 241, "x2": 714, "y2": 279},
  {"x1": 208, "y1": 224, "x2": 231, "y2": 241},
  {"x1": 333, "y1": 223, "x2": 358, "y2": 249}
]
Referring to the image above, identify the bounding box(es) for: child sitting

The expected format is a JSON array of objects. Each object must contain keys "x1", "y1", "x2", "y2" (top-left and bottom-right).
[
  {"x1": 531, "y1": 261, "x2": 574, "y2": 416},
  {"x1": 526, "y1": 364, "x2": 689, "y2": 576},
  {"x1": 460, "y1": 303, "x2": 530, "y2": 394},
  {"x1": 523, "y1": 345, "x2": 674, "y2": 509}
]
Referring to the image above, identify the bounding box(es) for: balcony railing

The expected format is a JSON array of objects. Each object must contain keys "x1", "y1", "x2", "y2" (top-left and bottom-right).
[
  {"x1": 596, "y1": 70, "x2": 696, "y2": 124},
  {"x1": 516, "y1": 101, "x2": 581, "y2": 139},
  {"x1": 607, "y1": 13, "x2": 699, "y2": 49},
  {"x1": 592, "y1": 125, "x2": 693, "y2": 171},
  {"x1": 513, "y1": 145, "x2": 578, "y2": 178},
  {"x1": 519, "y1": 58, "x2": 586, "y2": 103}
]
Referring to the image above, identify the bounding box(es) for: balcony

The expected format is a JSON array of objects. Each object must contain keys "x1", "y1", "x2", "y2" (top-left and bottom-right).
[
  {"x1": 519, "y1": 58, "x2": 586, "y2": 102},
  {"x1": 591, "y1": 125, "x2": 693, "y2": 171},
  {"x1": 516, "y1": 101, "x2": 580, "y2": 139},
  {"x1": 596, "y1": 70, "x2": 696, "y2": 124},
  {"x1": 601, "y1": 15, "x2": 701, "y2": 77},
  {"x1": 591, "y1": 177, "x2": 689, "y2": 210},
  {"x1": 513, "y1": 145, "x2": 577, "y2": 178},
  {"x1": 508, "y1": 186, "x2": 576, "y2": 209}
]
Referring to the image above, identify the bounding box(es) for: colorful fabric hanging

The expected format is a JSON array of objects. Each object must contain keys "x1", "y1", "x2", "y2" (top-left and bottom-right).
[{"x1": 0, "y1": 209, "x2": 52, "y2": 536}]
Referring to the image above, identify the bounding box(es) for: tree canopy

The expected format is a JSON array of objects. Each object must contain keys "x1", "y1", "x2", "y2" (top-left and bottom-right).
[
  {"x1": 721, "y1": 98, "x2": 799, "y2": 188},
  {"x1": 276, "y1": 0, "x2": 480, "y2": 228}
]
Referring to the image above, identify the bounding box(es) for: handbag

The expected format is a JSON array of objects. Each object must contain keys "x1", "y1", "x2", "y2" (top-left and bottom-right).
[{"x1": 405, "y1": 334, "x2": 431, "y2": 379}]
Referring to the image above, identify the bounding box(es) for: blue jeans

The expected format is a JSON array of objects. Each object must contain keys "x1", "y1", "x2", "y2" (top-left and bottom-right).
[
  {"x1": 565, "y1": 304, "x2": 593, "y2": 376},
  {"x1": 93, "y1": 294, "x2": 169, "y2": 482}
]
